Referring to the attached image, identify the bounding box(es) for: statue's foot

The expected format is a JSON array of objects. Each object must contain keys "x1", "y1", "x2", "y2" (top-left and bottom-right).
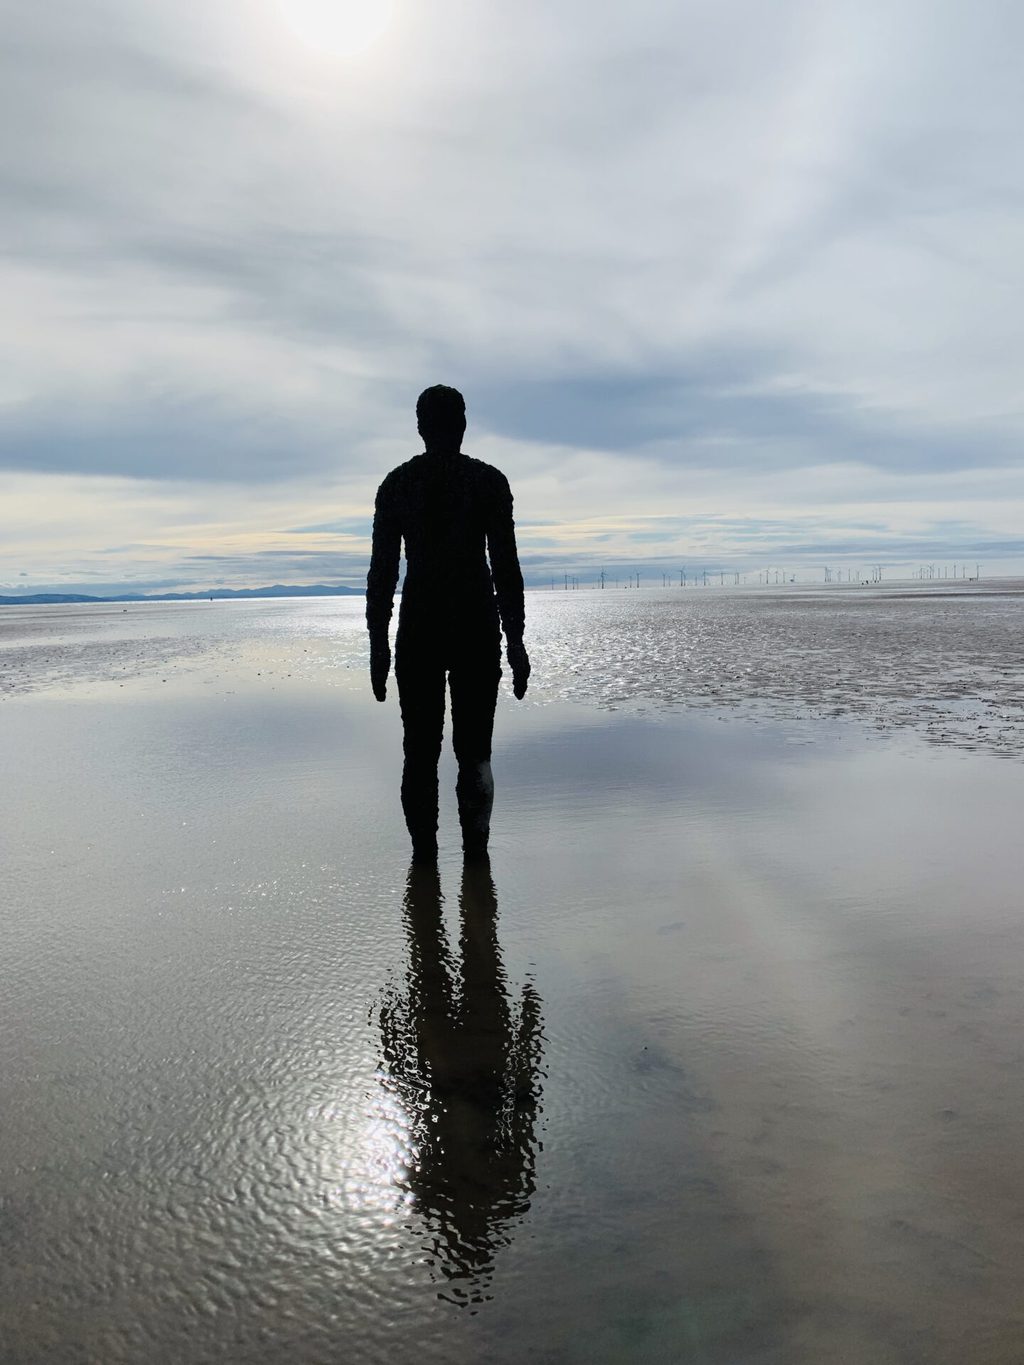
[
  {"x1": 410, "y1": 834, "x2": 438, "y2": 864},
  {"x1": 462, "y1": 831, "x2": 489, "y2": 861}
]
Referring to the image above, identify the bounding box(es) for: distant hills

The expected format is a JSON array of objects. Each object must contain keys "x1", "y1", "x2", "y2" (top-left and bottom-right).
[{"x1": 0, "y1": 584, "x2": 366, "y2": 605}]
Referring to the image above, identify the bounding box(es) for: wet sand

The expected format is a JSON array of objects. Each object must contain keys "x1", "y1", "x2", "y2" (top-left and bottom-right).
[{"x1": 3, "y1": 597, "x2": 1024, "y2": 1362}]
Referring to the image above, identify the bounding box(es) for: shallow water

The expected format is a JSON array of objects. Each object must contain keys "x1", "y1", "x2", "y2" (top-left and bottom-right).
[{"x1": 3, "y1": 598, "x2": 1024, "y2": 1362}]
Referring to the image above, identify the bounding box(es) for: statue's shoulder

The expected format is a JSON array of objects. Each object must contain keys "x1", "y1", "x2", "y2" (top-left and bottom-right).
[
  {"x1": 463, "y1": 454, "x2": 510, "y2": 490},
  {"x1": 379, "y1": 453, "x2": 428, "y2": 490}
]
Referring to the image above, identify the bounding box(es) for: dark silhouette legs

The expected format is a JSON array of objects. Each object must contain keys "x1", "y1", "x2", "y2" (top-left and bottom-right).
[
  {"x1": 395, "y1": 630, "x2": 500, "y2": 860},
  {"x1": 451, "y1": 652, "x2": 497, "y2": 856},
  {"x1": 396, "y1": 656, "x2": 446, "y2": 860}
]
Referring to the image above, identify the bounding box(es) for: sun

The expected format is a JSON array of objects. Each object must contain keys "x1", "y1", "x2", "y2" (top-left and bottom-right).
[{"x1": 277, "y1": 0, "x2": 395, "y2": 57}]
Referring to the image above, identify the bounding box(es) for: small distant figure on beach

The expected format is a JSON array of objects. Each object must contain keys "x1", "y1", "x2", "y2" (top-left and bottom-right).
[{"x1": 366, "y1": 385, "x2": 530, "y2": 862}]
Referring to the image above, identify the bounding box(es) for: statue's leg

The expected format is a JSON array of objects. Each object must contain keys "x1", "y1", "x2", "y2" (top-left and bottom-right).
[
  {"x1": 395, "y1": 635, "x2": 445, "y2": 861},
  {"x1": 450, "y1": 634, "x2": 501, "y2": 857}
]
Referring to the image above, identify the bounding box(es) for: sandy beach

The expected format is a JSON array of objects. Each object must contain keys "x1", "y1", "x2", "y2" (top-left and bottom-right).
[{"x1": 3, "y1": 591, "x2": 1024, "y2": 1363}]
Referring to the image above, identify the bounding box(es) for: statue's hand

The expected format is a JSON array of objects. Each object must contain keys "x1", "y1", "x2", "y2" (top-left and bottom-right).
[
  {"x1": 507, "y1": 639, "x2": 531, "y2": 700},
  {"x1": 370, "y1": 637, "x2": 391, "y2": 702}
]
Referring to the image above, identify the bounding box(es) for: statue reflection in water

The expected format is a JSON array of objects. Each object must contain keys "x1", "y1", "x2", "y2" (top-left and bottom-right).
[{"x1": 377, "y1": 856, "x2": 544, "y2": 1307}]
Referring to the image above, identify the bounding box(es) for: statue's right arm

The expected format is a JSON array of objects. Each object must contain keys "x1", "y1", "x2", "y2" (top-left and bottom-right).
[{"x1": 366, "y1": 476, "x2": 400, "y2": 700}]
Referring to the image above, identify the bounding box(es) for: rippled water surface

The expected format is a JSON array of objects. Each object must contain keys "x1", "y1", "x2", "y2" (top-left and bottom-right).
[{"x1": 3, "y1": 593, "x2": 1024, "y2": 1363}]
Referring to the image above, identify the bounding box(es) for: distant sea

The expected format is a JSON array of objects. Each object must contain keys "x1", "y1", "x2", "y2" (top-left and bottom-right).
[{"x1": 0, "y1": 582, "x2": 364, "y2": 605}]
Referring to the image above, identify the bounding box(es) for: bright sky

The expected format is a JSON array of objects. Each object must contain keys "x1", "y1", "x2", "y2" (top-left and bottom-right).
[{"x1": 3, "y1": 0, "x2": 1023, "y2": 593}]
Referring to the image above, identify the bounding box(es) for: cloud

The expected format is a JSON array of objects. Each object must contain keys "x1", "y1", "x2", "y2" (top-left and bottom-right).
[{"x1": 2, "y1": 0, "x2": 1024, "y2": 586}]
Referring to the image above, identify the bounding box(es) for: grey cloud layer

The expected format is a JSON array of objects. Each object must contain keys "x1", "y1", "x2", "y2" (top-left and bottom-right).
[{"x1": 2, "y1": 0, "x2": 1023, "y2": 583}]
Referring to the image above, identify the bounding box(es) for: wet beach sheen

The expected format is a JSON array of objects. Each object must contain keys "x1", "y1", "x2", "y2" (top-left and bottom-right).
[{"x1": 3, "y1": 591, "x2": 1024, "y2": 1363}]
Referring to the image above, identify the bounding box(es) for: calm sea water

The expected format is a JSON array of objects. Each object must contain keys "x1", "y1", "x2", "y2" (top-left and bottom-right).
[{"x1": 3, "y1": 591, "x2": 1024, "y2": 1363}]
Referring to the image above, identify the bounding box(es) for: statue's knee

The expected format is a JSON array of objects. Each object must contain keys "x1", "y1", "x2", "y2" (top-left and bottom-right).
[
  {"x1": 404, "y1": 734, "x2": 442, "y2": 762},
  {"x1": 458, "y1": 759, "x2": 493, "y2": 797}
]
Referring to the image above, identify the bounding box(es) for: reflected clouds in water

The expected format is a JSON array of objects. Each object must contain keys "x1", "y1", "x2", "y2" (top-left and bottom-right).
[{"x1": 376, "y1": 857, "x2": 544, "y2": 1307}]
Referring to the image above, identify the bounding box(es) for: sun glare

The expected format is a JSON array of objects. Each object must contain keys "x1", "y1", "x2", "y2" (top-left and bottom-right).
[{"x1": 278, "y1": 0, "x2": 395, "y2": 57}]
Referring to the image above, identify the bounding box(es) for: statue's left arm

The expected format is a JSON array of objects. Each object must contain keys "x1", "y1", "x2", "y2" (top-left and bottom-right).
[{"x1": 487, "y1": 471, "x2": 530, "y2": 698}]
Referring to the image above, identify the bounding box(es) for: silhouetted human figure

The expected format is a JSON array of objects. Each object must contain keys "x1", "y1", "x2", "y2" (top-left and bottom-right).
[
  {"x1": 377, "y1": 857, "x2": 544, "y2": 1305},
  {"x1": 366, "y1": 386, "x2": 530, "y2": 861}
]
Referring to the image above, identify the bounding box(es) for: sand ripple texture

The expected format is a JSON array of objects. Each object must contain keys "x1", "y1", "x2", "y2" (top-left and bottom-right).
[
  {"x1": 4, "y1": 587, "x2": 1024, "y2": 759},
  {"x1": 0, "y1": 600, "x2": 362, "y2": 698},
  {"x1": 0, "y1": 604, "x2": 233, "y2": 697},
  {"x1": 524, "y1": 586, "x2": 1024, "y2": 759}
]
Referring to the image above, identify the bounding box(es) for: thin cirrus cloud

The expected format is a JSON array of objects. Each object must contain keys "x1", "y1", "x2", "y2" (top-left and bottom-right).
[{"x1": 2, "y1": 0, "x2": 1023, "y2": 593}]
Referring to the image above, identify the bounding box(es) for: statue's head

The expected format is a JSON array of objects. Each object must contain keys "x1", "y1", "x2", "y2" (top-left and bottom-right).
[{"x1": 417, "y1": 385, "x2": 466, "y2": 450}]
